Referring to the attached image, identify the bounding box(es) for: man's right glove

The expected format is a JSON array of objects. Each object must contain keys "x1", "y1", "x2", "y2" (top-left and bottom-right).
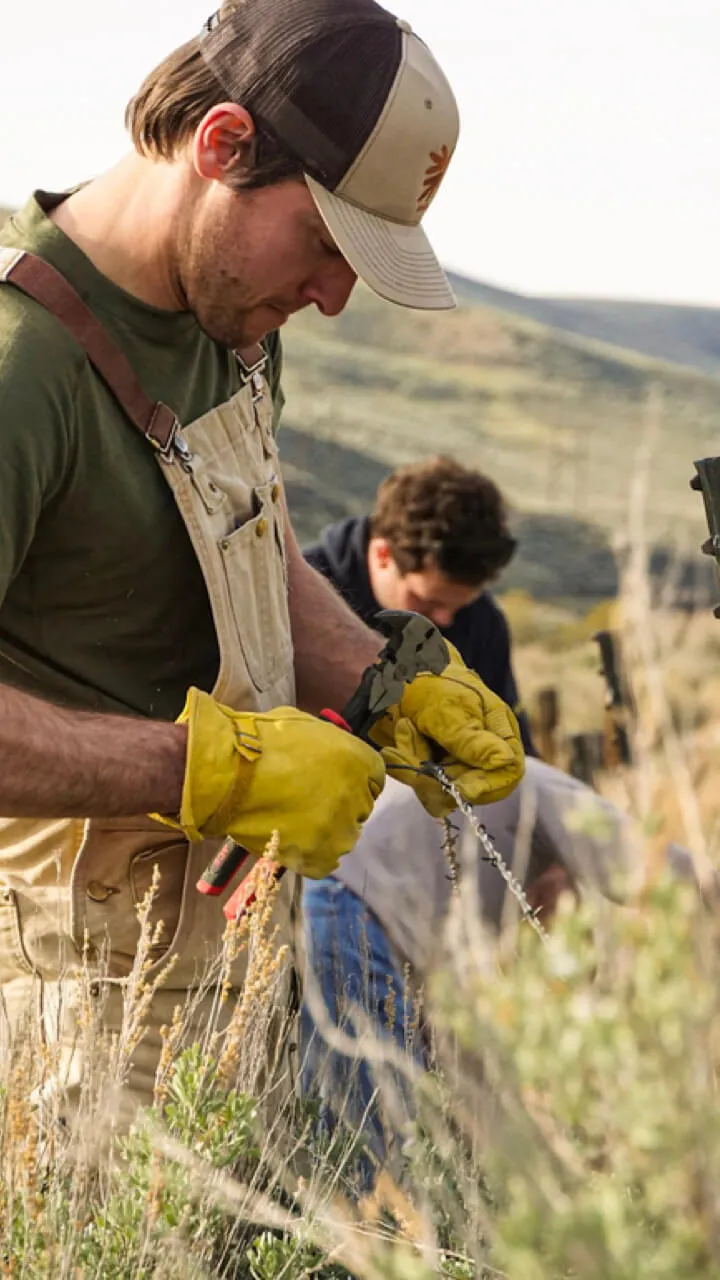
[
  {"x1": 368, "y1": 643, "x2": 524, "y2": 818},
  {"x1": 156, "y1": 689, "x2": 386, "y2": 879}
]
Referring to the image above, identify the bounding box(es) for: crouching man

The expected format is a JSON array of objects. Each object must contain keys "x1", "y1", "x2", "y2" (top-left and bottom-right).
[{"x1": 298, "y1": 759, "x2": 640, "y2": 1182}]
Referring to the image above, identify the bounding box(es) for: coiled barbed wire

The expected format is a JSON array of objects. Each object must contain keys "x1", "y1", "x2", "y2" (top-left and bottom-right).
[
  {"x1": 423, "y1": 762, "x2": 548, "y2": 943},
  {"x1": 440, "y1": 816, "x2": 460, "y2": 890}
]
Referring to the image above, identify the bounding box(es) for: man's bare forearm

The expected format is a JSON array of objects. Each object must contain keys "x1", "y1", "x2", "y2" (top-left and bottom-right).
[
  {"x1": 284, "y1": 523, "x2": 381, "y2": 715},
  {"x1": 0, "y1": 683, "x2": 187, "y2": 817}
]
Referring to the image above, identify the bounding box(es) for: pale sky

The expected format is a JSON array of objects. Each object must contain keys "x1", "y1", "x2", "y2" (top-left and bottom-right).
[{"x1": 1, "y1": 0, "x2": 718, "y2": 304}]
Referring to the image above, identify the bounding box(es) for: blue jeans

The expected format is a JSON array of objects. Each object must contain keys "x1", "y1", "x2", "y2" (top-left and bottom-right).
[{"x1": 299, "y1": 878, "x2": 424, "y2": 1182}]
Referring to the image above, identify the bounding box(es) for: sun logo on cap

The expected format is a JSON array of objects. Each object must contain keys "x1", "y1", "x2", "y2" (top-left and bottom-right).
[{"x1": 417, "y1": 144, "x2": 451, "y2": 213}]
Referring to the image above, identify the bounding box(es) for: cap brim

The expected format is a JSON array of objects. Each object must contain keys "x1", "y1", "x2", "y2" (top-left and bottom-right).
[{"x1": 306, "y1": 175, "x2": 456, "y2": 312}]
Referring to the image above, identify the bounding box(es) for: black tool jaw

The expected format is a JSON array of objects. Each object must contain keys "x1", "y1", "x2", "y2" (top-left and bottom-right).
[{"x1": 691, "y1": 458, "x2": 720, "y2": 619}]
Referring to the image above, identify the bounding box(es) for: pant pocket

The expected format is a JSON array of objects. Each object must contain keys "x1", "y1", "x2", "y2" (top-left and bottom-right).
[
  {"x1": 72, "y1": 822, "x2": 190, "y2": 977},
  {"x1": 129, "y1": 841, "x2": 191, "y2": 963}
]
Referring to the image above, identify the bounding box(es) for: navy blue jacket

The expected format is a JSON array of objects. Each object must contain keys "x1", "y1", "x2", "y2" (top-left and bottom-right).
[{"x1": 303, "y1": 516, "x2": 537, "y2": 756}]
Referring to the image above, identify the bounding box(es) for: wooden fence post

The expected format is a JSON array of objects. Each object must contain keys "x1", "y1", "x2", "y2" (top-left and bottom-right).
[{"x1": 535, "y1": 686, "x2": 560, "y2": 766}]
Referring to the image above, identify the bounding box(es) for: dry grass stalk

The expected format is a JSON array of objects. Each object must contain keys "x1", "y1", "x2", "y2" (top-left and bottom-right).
[
  {"x1": 216, "y1": 834, "x2": 290, "y2": 1092},
  {"x1": 111, "y1": 864, "x2": 179, "y2": 1082}
]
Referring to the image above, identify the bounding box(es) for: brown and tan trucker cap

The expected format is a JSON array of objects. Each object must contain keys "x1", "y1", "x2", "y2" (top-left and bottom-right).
[{"x1": 200, "y1": 0, "x2": 459, "y2": 310}]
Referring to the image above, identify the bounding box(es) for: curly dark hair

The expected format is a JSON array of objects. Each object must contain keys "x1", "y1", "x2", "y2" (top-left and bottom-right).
[{"x1": 369, "y1": 457, "x2": 517, "y2": 584}]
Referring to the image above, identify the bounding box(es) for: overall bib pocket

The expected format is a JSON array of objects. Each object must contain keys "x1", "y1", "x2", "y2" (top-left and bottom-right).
[{"x1": 220, "y1": 480, "x2": 292, "y2": 694}]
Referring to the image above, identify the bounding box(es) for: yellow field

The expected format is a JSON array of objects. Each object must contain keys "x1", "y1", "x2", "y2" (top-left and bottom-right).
[{"x1": 506, "y1": 587, "x2": 720, "y2": 867}]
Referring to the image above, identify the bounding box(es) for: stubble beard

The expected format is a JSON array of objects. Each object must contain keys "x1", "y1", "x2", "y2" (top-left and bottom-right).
[
  {"x1": 186, "y1": 263, "x2": 258, "y2": 350},
  {"x1": 174, "y1": 207, "x2": 258, "y2": 350}
]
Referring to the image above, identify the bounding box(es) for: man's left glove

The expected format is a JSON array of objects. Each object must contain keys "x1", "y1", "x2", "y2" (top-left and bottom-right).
[
  {"x1": 368, "y1": 643, "x2": 524, "y2": 817},
  {"x1": 153, "y1": 689, "x2": 385, "y2": 878}
]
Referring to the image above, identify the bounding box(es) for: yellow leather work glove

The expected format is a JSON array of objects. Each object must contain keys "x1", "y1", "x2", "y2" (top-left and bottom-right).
[
  {"x1": 368, "y1": 643, "x2": 524, "y2": 818},
  {"x1": 158, "y1": 689, "x2": 386, "y2": 878}
]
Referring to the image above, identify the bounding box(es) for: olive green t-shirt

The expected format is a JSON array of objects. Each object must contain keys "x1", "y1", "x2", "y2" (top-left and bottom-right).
[{"x1": 0, "y1": 191, "x2": 285, "y2": 719}]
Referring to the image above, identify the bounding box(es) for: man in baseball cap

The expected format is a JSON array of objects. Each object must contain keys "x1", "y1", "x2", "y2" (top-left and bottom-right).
[
  {"x1": 0, "y1": 0, "x2": 522, "y2": 1123},
  {"x1": 201, "y1": 0, "x2": 460, "y2": 308}
]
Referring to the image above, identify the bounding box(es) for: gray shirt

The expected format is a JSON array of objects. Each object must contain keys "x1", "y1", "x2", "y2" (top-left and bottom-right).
[{"x1": 333, "y1": 758, "x2": 639, "y2": 974}]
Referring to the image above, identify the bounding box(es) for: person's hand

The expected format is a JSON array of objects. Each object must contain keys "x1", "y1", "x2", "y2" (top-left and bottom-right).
[
  {"x1": 368, "y1": 644, "x2": 524, "y2": 817},
  {"x1": 155, "y1": 689, "x2": 385, "y2": 877}
]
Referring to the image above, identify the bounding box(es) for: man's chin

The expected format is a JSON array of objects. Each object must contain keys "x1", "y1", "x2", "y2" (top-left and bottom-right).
[
  {"x1": 234, "y1": 306, "x2": 289, "y2": 349},
  {"x1": 196, "y1": 305, "x2": 289, "y2": 351}
]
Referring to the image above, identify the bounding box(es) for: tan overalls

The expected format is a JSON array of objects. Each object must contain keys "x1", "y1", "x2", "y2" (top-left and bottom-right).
[{"x1": 0, "y1": 248, "x2": 298, "y2": 1111}]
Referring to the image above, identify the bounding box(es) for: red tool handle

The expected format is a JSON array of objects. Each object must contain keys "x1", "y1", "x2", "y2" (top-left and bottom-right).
[
  {"x1": 196, "y1": 838, "x2": 251, "y2": 897},
  {"x1": 223, "y1": 858, "x2": 285, "y2": 920},
  {"x1": 319, "y1": 708, "x2": 352, "y2": 733}
]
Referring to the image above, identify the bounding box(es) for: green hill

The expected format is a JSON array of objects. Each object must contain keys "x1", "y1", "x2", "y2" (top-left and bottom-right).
[
  {"x1": 280, "y1": 284, "x2": 720, "y2": 603},
  {"x1": 2, "y1": 197, "x2": 719, "y2": 603},
  {"x1": 448, "y1": 271, "x2": 720, "y2": 380},
  {"x1": 5, "y1": 196, "x2": 720, "y2": 378}
]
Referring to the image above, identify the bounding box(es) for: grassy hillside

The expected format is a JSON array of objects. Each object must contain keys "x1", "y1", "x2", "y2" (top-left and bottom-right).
[
  {"x1": 2, "y1": 196, "x2": 719, "y2": 602},
  {"x1": 280, "y1": 283, "x2": 720, "y2": 601},
  {"x1": 449, "y1": 270, "x2": 720, "y2": 379},
  {"x1": 5, "y1": 196, "x2": 720, "y2": 377}
]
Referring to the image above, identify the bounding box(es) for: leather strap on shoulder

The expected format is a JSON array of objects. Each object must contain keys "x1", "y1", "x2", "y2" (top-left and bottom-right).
[{"x1": 0, "y1": 246, "x2": 178, "y2": 452}]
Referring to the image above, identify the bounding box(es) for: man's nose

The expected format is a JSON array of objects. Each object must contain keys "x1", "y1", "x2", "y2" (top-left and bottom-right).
[{"x1": 302, "y1": 260, "x2": 357, "y2": 316}]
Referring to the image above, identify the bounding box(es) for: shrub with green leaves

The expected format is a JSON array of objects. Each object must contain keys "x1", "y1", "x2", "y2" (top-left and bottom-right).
[
  {"x1": 4, "y1": 865, "x2": 720, "y2": 1278},
  {"x1": 425, "y1": 875, "x2": 720, "y2": 1278}
]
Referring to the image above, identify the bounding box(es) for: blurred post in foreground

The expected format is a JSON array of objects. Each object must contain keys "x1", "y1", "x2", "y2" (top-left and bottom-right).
[{"x1": 593, "y1": 629, "x2": 634, "y2": 770}]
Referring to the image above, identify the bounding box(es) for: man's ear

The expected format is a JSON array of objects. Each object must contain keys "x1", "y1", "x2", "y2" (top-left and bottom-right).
[
  {"x1": 373, "y1": 537, "x2": 393, "y2": 569},
  {"x1": 193, "y1": 103, "x2": 256, "y2": 182}
]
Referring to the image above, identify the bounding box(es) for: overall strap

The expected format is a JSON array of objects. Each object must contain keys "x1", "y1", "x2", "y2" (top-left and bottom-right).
[{"x1": 0, "y1": 247, "x2": 266, "y2": 455}]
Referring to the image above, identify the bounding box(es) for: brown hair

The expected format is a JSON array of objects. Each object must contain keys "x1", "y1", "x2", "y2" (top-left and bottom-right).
[
  {"x1": 370, "y1": 456, "x2": 517, "y2": 584},
  {"x1": 124, "y1": 34, "x2": 304, "y2": 189}
]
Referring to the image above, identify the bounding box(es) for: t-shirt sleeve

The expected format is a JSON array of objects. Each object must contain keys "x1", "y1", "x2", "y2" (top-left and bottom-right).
[
  {"x1": 262, "y1": 329, "x2": 285, "y2": 434},
  {"x1": 0, "y1": 301, "x2": 75, "y2": 606}
]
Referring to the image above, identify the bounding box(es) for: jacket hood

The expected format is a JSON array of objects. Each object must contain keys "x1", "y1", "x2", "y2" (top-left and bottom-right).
[{"x1": 316, "y1": 515, "x2": 379, "y2": 625}]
